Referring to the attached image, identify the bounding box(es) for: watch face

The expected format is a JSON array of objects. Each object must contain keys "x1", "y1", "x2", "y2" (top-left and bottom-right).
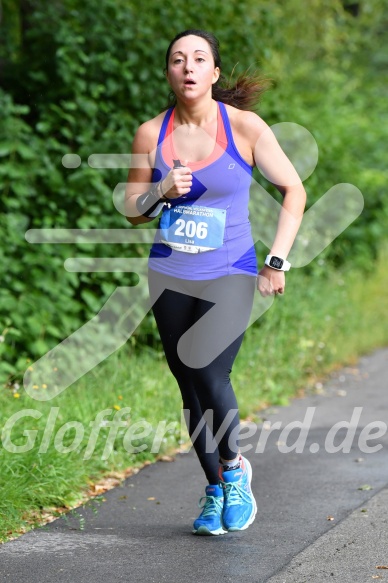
[{"x1": 270, "y1": 256, "x2": 284, "y2": 269}]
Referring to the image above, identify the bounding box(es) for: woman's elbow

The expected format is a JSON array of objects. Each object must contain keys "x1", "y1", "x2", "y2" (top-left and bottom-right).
[{"x1": 125, "y1": 214, "x2": 152, "y2": 226}]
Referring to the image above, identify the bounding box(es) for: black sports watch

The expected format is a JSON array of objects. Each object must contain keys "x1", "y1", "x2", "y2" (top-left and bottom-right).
[{"x1": 264, "y1": 254, "x2": 291, "y2": 271}]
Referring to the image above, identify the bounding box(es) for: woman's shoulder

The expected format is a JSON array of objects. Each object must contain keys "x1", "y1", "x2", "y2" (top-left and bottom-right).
[
  {"x1": 132, "y1": 109, "x2": 170, "y2": 153},
  {"x1": 221, "y1": 103, "x2": 270, "y2": 162},
  {"x1": 223, "y1": 103, "x2": 269, "y2": 137},
  {"x1": 135, "y1": 110, "x2": 169, "y2": 139}
]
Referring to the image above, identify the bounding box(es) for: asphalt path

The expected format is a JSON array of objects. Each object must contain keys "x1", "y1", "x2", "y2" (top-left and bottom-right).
[{"x1": 1, "y1": 348, "x2": 388, "y2": 583}]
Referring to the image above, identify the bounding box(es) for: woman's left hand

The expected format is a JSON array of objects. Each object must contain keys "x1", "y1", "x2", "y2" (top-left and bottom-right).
[{"x1": 257, "y1": 265, "x2": 285, "y2": 297}]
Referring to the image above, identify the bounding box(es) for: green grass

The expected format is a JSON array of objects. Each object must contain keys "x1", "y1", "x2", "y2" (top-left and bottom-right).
[{"x1": 1, "y1": 247, "x2": 388, "y2": 542}]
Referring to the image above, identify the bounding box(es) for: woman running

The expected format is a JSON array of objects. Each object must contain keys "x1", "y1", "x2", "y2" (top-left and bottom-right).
[{"x1": 125, "y1": 29, "x2": 306, "y2": 535}]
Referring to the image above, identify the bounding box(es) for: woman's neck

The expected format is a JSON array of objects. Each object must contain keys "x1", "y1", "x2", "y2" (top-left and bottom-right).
[{"x1": 174, "y1": 98, "x2": 218, "y2": 129}]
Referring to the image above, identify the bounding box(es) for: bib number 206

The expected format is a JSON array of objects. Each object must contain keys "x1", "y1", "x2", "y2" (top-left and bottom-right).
[{"x1": 174, "y1": 219, "x2": 208, "y2": 240}]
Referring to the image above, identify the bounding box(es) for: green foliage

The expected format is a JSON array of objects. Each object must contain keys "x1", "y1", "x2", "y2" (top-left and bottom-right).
[{"x1": 0, "y1": 0, "x2": 387, "y2": 381}]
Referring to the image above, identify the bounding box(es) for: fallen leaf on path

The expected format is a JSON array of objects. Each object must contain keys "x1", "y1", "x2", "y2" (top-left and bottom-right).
[
  {"x1": 158, "y1": 455, "x2": 175, "y2": 462},
  {"x1": 376, "y1": 566, "x2": 388, "y2": 569},
  {"x1": 358, "y1": 484, "x2": 373, "y2": 491},
  {"x1": 336, "y1": 389, "x2": 347, "y2": 397},
  {"x1": 90, "y1": 484, "x2": 107, "y2": 494}
]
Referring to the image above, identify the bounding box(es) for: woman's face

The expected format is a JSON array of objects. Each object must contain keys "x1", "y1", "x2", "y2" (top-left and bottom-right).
[{"x1": 166, "y1": 35, "x2": 220, "y2": 101}]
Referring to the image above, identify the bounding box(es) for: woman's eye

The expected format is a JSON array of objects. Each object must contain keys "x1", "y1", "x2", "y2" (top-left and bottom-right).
[{"x1": 196, "y1": 58, "x2": 205, "y2": 62}]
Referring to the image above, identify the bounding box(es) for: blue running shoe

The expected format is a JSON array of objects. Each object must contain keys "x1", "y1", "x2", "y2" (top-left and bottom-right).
[
  {"x1": 192, "y1": 484, "x2": 227, "y2": 536},
  {"x1": 219, "y1": 455, "x2": 257, "y2": 531}
]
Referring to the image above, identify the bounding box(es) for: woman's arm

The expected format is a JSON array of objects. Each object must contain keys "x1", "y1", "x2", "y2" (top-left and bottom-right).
[
  {"x1": 124, "y1": 122, "x2": 159, "y2": 226},
  {"x1": 124, "y1": 121, "x2": 193, "y2": 226},
  {"x1": 237, "y1": 111, "x2": 307, "y2": 295}
]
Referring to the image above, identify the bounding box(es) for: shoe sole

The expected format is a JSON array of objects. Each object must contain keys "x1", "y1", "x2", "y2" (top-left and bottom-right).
[
  {"x1": 224, "y1": 456, "x2": 257, "y2": 532},
  {"x1": 192, "y1": 525, "x2": 227, "y2": 536}
]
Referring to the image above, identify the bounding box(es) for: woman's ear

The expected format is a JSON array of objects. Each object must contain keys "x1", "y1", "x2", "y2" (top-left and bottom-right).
[{"x1": 212, "y1": 67, "x2": 220, "y2": 84}]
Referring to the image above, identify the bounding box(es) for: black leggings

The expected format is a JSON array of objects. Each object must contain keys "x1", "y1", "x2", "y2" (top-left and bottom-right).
[{"x1": 148, "y1": 268, "x2": 255, "y2": 485}]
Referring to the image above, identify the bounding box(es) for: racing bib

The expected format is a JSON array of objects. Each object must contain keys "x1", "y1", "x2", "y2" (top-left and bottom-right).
[{"x1": 159, "y1": 204, "x2": 226, "y2": 253}]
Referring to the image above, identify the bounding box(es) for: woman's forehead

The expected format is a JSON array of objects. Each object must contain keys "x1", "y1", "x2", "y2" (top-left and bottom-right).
[{"x1": 170, "y1": 35, "x2": 210, "y2": 56}]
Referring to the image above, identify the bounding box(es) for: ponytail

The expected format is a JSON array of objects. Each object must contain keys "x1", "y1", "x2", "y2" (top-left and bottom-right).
[{"x1": 212, "y1": 69, "x2": 270, "y2": 111}]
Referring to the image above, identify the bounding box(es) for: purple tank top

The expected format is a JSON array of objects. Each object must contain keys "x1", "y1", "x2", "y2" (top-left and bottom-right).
[{"x1": 148, "y1": 101, "x2": 257, "y2": 280}]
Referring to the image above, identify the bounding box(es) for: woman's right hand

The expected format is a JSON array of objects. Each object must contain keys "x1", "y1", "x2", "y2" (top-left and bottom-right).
[{"x1": 162, "y1": 161, "x2": 192, "y2": 199}]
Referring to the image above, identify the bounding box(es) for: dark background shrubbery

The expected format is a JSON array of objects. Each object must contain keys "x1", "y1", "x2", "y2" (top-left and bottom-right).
[{"x1": 0, "y1": 0, "x2": 387, "y2": 382}]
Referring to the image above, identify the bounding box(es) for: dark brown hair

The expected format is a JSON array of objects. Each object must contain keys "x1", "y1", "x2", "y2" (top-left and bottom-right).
[{"x1": 164, "y1": 29, "x2": 270, "y2": 111}]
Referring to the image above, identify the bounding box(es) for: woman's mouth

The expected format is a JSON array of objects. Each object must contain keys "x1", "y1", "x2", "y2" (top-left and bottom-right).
[{"x1": 184, "y1": 79, "x2": 196, "y2": 86}]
